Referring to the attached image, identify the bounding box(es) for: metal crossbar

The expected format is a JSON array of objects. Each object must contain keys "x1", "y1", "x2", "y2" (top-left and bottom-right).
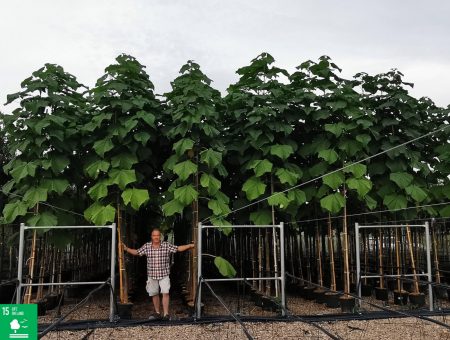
[
  {"x1": 355, "y1": 222, "x2": 433, "y2": 311},
  {"x1": 196, "y1": 222, "x2": 286, "y2": 318},
  {"x1": 16, "y1": 223, "x2": 117, "y2": 321}
]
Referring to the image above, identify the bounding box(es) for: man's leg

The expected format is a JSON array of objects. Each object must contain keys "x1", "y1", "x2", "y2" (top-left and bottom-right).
[
  {"x1": 152, "y1": 294, "x2": 161, "y2": 314},
  {"x1": 146, "y1": 278, "x2": 161, "y2": 317},
  {"x1": 162, "y1": 293, "x2": 170, "y2": 316},
  {"x1": 160, "y1": 276, "x2": 171, "y2": 317}
]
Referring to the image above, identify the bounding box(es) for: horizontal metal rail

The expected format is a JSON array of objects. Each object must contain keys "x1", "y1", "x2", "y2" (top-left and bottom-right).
[
  {"x1": 201, "y1": 224, "x2": 282, "y2": 229},
  {"x1": 203, "y1": 277, "x2": 281, "y2": 282},
  {"x1": 19, "y1": 281, "x2": 108, "y2": 287}
]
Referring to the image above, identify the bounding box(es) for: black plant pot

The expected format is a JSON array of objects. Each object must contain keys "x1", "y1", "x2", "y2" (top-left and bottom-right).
[
  {"x1": 403, "y1": 281, "x2": 413, "y2": 293},
  {"x1": 0, "y1": 283, "x2": 16, "y2": 304},
  {"x1": 435, "y1": 286, "x2": 447, "y2": 299},
  {"x1": 303, "y1": 286, "x2": 316, "y2": 300},
  {"x1": 325, "y1": 292, "x2": 340, "y2": 308},
  {"x1": 375, "y1": 287, "x2": 389, "y2": 301},
  {"x1": 339, "y1": 296, "x2": 355, "y2": 313},
  {"x1": 37, "y1": 300, "x2": 47, "y2": 316},
  {"x1": 117, "y1": 302, "x2": 133, "y2": 319},
  {"x1": 393, "y1": 290, "x2": 409, "y2": 305},
  {"x1": 46, "y1": 294, "x2": 58, "y2": 310},
  {"x1": 361, "y1": 284, "x2": 373, "y2": 297},
  {"x1": 313, "y1": 289, "x2": 326, "y2": 303},
  {"x1": 295, "y1": 284, "x2": 305, "y2": 297},
  {"x1": 254, "y1": 293, "x2": 264, "y2": 307},
  {"x1": 409, "y1": 293, "x2": 425, "y2": 308},
  {"x1": 261, "y1": 296, "x2": 277, "y2": 312}
]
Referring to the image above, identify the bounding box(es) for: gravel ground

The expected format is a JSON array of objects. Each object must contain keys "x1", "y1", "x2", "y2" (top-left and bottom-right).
[
  {"x1": 39, "y1": 286, "x2": 450, "y2": 339},
  {"x1": 41, "y1": 317, "x2": 450, "y2": 340}
]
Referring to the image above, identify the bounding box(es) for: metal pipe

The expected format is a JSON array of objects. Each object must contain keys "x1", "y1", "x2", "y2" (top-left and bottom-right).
[
  {"x1": 201, "y1": 225, "x2": 282, "y2": 229},
  {"x1": 110, "y1": 222, "x2": 116, "y2": 322},
  {"x1": 16, "y1": 223, "x2": 25, "y2": 304},
  {"x1": 280, "y1": 222, "x2": 286, "y2": 317},
  {"x1": 425, "y1": 222, "x2": 433, "y2": 311},
  {"x1": 203, "y1": 277, "x2": 282, "y2": 282},
  {"x1": 355, "y1": 223, "x2": 361, "y2": 307},
  {"x1": 196, "y1": 222, "x2": 202, "y2": 319}
]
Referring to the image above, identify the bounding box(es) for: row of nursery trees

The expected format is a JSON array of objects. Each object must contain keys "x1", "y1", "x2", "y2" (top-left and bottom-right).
[{"x1": 1, "y1": 53, "x2": 450, "y2": 303}]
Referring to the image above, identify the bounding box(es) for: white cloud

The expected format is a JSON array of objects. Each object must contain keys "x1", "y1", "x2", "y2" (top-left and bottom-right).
[{"x1": 1, "y1": 0, "x2": 449, "y2": 110}]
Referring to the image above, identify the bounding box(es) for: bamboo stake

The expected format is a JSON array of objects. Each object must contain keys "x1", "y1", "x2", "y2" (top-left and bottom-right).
[
  {"x1": 258, "y1": 229, "x2": 263, "y2": 292},
  {"x1": 405, "y1": 225, "x2": 420, "y2": 294},
  {"x1": 270, "y1": 175, "x2": 279, "y2": 297},
  {"x1": 395, "y1": 228, "x2": 402, "y2": 292},
  {"x1": 328, "y1": 215, "x2": 336, "y2": 291},
  {"x1": 117, "y1": 203, "x2": 128, "y2": 304},
  {"x1": 342, "y1": 193, "x2": 350, "y2": 294},
  {"x1": 36, "y1": 234, "x2": 48, "y2": 301},
  {"x1": 378, "y1": 228, "x2": 384, "y2": 289},
  {"x1": 316, "y1": 225, "x2": 323, "y2": 287},
  {"x1": 432, "y1": 225, "x2": 441, "y2": 284}
]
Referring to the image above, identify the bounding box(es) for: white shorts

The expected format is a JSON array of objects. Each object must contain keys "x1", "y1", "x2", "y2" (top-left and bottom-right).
[{"x1": 146, "y1": 276, "x2": 170, "y2": 296}]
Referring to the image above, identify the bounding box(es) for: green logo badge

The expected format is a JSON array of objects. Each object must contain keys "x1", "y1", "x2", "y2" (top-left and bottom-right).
[{"x1": 0, "y1": 304, "x2": 37, "y2": 340}]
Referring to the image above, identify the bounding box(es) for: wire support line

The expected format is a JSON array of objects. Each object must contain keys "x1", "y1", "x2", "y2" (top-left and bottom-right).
[
  {"x1": 285, "y1": 201, "x2": 450, "y2": 225},
  {"x1": 0, "y1": 189, "x2": 85, "y2": 218},
  {"x1": 201, "y1": 123, "x2": 450, "y2": 224},
  {"x1": 202, "y1": 280, "x2": 254, "y2": 340},
  {"x1": 38, "y1": 280, "x2": 110, "y2": 339},
  {"x1": 285, "y1": 272, "x2": 450, "y2": 331}
]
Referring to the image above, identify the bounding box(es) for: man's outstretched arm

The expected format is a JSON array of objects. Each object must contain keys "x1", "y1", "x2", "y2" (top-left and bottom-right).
[
  {"x1": 177, "y1": 243, "x2": 195, "y2": 252},
  {"x1": 123, "y1": 243, "x2": 139, "y2": 256}
]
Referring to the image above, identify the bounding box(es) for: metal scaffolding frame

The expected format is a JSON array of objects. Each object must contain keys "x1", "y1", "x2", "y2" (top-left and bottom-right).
[
  {"x1": 355, "y1": 222, "x2": 433, "y2": 311},
  {"x1": 196, "y1": 222, "x2": 286, "y2": 318},
  {"x1": 16, "y1": 223, "x2": 117, "y2": 321}
]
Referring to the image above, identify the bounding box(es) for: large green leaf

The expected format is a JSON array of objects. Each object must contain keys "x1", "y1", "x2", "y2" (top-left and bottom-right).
[
  {"x1": 324, "y1": 123, "x2": 346, "y2": 137},
  {"x1": 173, "y1": 138, "x2": 194, "y2": 157},
  {"x1": 200, "y1": 149, "x2": 222, "y2": 168},
  {"x1": 134, "y1": 131, "x2": 151, "y2": 145},
  {"x1": 93, "y1": 138, "x2": 114, "y2": 157},
  {"x1": 343, "y1": 163, "x2": 367, "y2": 178},
  {"x1": 108, "y1": 169, "x2": 137, "y2": 190},
  {"x1": 208, "y1": 199, "x2": 231, "y2": 216},
  {"x1": 318, "y1": 149, "x2": 338, "y2": 164},
  {"x1": 440, "y1": 205, "x2": 450, "y2": 217},
  {"x1": 174, "y1": 185, "x2": 198, "y2": 206},
  {"x1": 346, "y1": 178, "x2": 372, "y2": 197},
  {"x1": 323, "y1": 171, "x2": 344, "y2": 190},
  {"x1": 162, "y1": 199, "x2": 184, "y2": 216},
  {"x1": 173, "y1": 160, "x2": 198, "y2": 181},
  {"x1": 356, "y1": 134, "x2": 371, "y2": 146},
  {"x1": 111, "y1": 153, "x2": 138, "y2": 169},
  {"x1": 122, "y1": 188, "x2": 150, "y2": 210},
  {"x1": 136, "y1": 110, "x2": 155, "y2": 127},
  {"x1": 287, "y1": 189, "x2": 307, "y2": 206},
  {"x1": 23, "y1": 187, "x2": 48, "y2": 207},
  {"x1": 87, "y1": 181, "x2": 109, "y2": 200},
  {"x1": 405, "y1": 185, "x2": 428, "y2": 202},
  {"x1": 365, "y1": 195, "x2": 377, "y2": 210},
  {"x1": 390, "y1": 172, "x2": 413, "y2": 189},
  {"x1": 249, "y1": 209, "x2": 272, "y2": 225},
  {"x1": 27, "y1": 211, "x2": 57, "y2": 227},
  {"x1": 242, "y1": 176, "x2": 266, "y2": 200},
  {"x1": 270, "y1": 144, "x2": 294, "y2": 160},
  {"x1": 84, "y1": 202, "x2": 116, "y2": 226},
  {"x1": 85, "y1": 159, "x2": 110, "y2": 179},
  {"x1": 383, "y1": 194, "x2": 408, "y2": 210},
  {"x1": 9, "y1": 161, "x2": 37, "y2": 182},
  {"x1": 275, "y1": 168, "x2": 300, "y2": 185},
  {"x1": 2, "y1": 202, "x2": 28, "y2": 223},
  {"x1": 247, "y1": 159, "x2": 273, "y2": 177},
  {"x1": 320, "y1": 193, "x2": 345, "y2": 214},
  {"x1": 48, "y1": 155, "x2": 69, "y2": 173},
  {"x1": 210, "y1": 217, "x2": 232, "y2": 236},
  {"x1": 200, "y1": 173, "x2": 221, "y2": 195},
  {"x1": 40, "y1": 178, "x2": 69, "y2": 194},
  {"x1": 267, "y1": 192, "x2": 290, "y2": 209},
  {"x1": 214, "y1": 256, "x2": 236, "y2": 278}
]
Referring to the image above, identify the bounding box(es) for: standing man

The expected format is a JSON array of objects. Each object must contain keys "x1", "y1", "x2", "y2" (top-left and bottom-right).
[{"x1": 123, "y1": 228, "x2": 194, "y2": 320}]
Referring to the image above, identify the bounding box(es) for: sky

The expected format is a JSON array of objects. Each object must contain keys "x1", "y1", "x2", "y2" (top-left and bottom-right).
[{"x1": 1, "y1": 0, "x2": 450, "y2": 113}]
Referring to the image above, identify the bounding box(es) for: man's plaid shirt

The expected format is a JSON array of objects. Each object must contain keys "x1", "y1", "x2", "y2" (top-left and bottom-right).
[{"x1": 137, "y1": 242, "x2": 178, "y2": 279}]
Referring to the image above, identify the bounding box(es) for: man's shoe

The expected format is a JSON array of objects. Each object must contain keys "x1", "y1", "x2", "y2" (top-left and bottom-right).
[
  {"x1": 149, "y1": 312, "x2": 162, "y2": 320},
  {"x1": 162, "y1": 314, "x2": 170, "y2": 321}
]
